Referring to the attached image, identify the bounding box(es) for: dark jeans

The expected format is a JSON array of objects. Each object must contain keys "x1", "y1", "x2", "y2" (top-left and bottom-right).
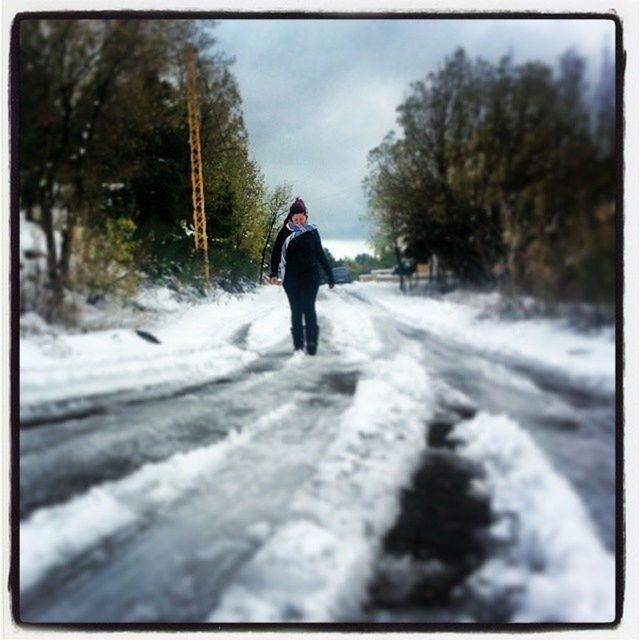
[{"x1": 283, "y1": 277, "x2": 320, "y2": 334}]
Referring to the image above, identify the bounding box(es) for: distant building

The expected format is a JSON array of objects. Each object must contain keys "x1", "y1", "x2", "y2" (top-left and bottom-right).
[
  {"x1": 358, "y1": 268, "x2": 398, "y2": 283},
  {"x1": 359, "y1": 264, "x2": 432, "y2": 283}
]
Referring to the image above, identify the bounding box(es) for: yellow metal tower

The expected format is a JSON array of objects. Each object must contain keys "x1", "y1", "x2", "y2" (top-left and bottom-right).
[{"x1": 185, "y1": 46, "x2": 210, "y2": 283}]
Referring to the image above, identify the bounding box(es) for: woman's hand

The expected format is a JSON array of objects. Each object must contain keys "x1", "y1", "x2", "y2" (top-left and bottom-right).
[{"x1": 269, "y1": 276, "x2": 279, "y2": 285}]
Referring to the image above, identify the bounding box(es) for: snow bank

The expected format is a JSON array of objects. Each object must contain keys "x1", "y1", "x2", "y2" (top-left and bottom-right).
[
  {"x1": 134, "y1": 286, "x2": 183, "y2": 314},
  {"x1": 352, "y1": 283, "x2": 614, "y2": 393},
  {"x1": 20, "y1": 286, "x2": 284, "y2": 408},
  {"x1": 208, "y1": 348, "x2": 436, "y2": 622},
  {"x1": 452, "y1": 412, "x2": 615, "y2": 623},
  {"x1": 20, "y1": 403, "x2": 297, "y2": 594},
  {"x1": 22, "y1": 341, "x2": 258, "y2": 408},
  {"x1": 20, "y1": 213, "x2": 50, "y2": 257}
]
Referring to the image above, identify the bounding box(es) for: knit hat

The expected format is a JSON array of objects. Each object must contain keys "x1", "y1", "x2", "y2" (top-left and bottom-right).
[{"x1": 289, "y1": 197, "x2": 307, "y2": 214}]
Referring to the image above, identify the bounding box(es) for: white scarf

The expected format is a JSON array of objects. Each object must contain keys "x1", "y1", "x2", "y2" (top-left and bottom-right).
[{"x1": 278, "y1": 221, "x2": 317, "y2": 280}]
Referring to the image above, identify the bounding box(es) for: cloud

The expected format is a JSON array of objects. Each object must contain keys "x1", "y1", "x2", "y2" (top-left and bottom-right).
[{"x1": 214, "y1": 17, "x2": 614, "y2": 242}]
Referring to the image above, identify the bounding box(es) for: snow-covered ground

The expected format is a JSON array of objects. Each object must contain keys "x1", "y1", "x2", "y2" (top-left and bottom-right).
[
  {"x1": 353, "y1": 283, "x2": 615, "y2": 394},
  {"x1": 19, "y1": 281, "x2": 616, "y2": 624},
  {"x1": 21, "y1": 282, "x2": 614, "y2": 409},
  {"x1": 453, "y1": 412, "x2": 615, "y2": 623},
  {"x1": 20, "y1": 286, "x2": 283, "y2": 413}
]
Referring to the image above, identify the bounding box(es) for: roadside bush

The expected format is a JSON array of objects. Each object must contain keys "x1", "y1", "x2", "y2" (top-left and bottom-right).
[{"x1": 76, "y1": 217, "x2": 143, "y2": 304}]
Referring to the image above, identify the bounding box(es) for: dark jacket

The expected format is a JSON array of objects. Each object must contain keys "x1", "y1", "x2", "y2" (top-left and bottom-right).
[{"x1": 270, "y1": 226, "x2": 335, "y2": 285}]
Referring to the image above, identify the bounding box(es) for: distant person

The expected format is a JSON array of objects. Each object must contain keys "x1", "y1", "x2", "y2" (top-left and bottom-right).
[{"x1": 268, "y1": 197, "x2": 335, "y2": 355}]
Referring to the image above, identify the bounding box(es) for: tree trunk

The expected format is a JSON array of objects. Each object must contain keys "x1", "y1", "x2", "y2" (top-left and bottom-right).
[
  {"x1": 39, "y1": 197, "x2": 66, "y2": 321},
  {"x1": 500, "y1": 196, "x2": 520, "y2": 299},
  {"x1": 60, "y1": 176, "x2": 85, "y2": 287},
  {"x1": 40, "y1": 202, "x2": 59, "y2": 286},
  {"x1": 259, "y1": 216, "x2": 278, "y2": 283},
  {"x1": 59, "y1": 221, "x2": 81, "y2": 288},
  {"x1": 394, "y1": 239, "x2": 405, "y2": 292}
]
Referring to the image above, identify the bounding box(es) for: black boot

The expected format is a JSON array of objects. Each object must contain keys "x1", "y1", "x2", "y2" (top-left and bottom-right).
[
  {"x1": 291, "y1": 326, "x2": 304, "y2": 351},
  {"x1": 305, "y1": 324, "x2": 319, "y2": 355}
]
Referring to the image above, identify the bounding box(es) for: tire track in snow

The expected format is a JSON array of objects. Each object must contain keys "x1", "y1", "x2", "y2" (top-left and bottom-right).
[
  {"x1": 329, "y1": 287, "x2": 615, "y2": 623},
  {"x1": 19, "y1": 357, "x2": 285, "y2": 519},
  {"x1": 20, "y1": 284, "x2": 614, "y2": 623},
  {"x1": 21, "y1": 297, "x2": 288, "y2": 426},
  {"x1": 367, "y1": 404, "x2": 615, "y2": 622},
  {"x1": 20, "y1": 403, "x2": 298, "y2": 597},
  {"x1": 20, "y1": 289, "x2": 376, "y2": 620},
  {"x1": 21, "y1": 329, "x2": 297, "y2": 521},
  {"x1": 208, "y1": 350, "x2": 438, "y2": 622},
  {"x1": 20, "y1": 358, "x2": 365, "y2": 622},
  {"x1": 203, "y1": 287, "x2": 439, "y2": 621},
  {"x1": 349, "y1": 284, "x2": 614, "y2": 400},
  {"x1": 342, "y1": 286, "x2": 616, "y2": 552},
  {"x1": 20, "y1": 300, "x2": 302, "y2": 518},
  {"x1": 20, "y1": 287, "x2": 286, "y2": 415},
  {"x1": 451, "y1": 412, "x2": 615, "y2": 623},
  {"x1": 21, "y1": 284, "x2": 430, "y2": 622}
]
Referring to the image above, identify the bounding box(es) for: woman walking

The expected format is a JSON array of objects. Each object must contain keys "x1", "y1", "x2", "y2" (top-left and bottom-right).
[{"x1": 269, "y1": 197, "x2": 335, "y2": 355}]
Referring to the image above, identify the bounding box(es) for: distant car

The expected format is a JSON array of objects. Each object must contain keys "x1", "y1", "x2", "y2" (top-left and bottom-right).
[{"x1": 331, "y1": 266, "x2": 351, "y2": 284}]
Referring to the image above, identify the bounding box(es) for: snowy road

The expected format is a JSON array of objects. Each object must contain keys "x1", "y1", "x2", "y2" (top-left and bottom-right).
[{"x1": 18, "y1": 284, "x2": 616, "y2": 623}]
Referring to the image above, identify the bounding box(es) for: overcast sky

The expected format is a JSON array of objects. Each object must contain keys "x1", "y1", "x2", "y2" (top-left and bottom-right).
[{"x1": 214, "y1": 17, "x2": 615, "y2": 257}]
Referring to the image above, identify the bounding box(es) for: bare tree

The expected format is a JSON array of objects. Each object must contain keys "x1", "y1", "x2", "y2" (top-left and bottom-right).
[{"x1": 258, "y1": 184, "x2": 291, "y2": 283}]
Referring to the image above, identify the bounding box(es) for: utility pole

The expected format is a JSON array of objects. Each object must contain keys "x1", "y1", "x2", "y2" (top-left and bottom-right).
[{"x1": 185, "y1": 45, "x2": 210, "y2": 284}]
